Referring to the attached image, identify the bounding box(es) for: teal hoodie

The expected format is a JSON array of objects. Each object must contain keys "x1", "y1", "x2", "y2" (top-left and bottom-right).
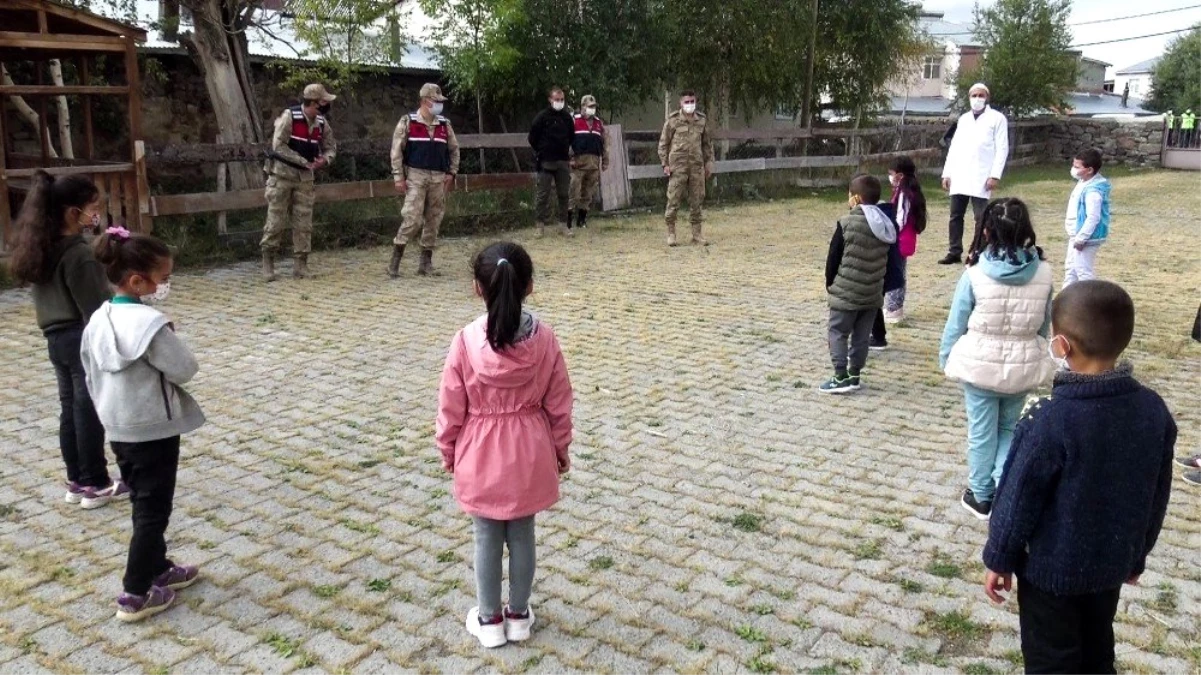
[{"x1": 938, "y1": 249, "x2": 1053, "y2": 372}]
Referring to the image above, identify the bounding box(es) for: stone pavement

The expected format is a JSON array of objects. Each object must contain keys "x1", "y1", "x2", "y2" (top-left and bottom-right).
[{"x1": 1, "y1": 170, "x2": 1198, "y2": 675}]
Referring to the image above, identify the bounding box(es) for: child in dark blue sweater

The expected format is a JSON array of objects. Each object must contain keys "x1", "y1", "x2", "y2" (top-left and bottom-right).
[{"x1": 982, "y1": 280, "x2": 1176, "y2": 675}]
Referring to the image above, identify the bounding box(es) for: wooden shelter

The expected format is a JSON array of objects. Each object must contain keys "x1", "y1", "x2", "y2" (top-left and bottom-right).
[{"x1": 0, "y1": 0, "x2": 148, "y2": 251}]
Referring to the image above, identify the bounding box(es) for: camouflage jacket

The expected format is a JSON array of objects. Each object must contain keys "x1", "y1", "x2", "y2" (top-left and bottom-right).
[{"x1": 658, "y1": 110, "x2": 715, "y2": 169}]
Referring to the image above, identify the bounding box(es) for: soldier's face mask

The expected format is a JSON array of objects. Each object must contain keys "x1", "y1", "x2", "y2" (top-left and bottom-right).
[
  {"x1": 429, "y1": 101, "x2": 444, "y2": 115},
  {"x1": 584, "y1": 107, "x2": 597, "y2": 117},
  {"x1": 682, "y1": 101, "x2": 697, "y2": 114}
]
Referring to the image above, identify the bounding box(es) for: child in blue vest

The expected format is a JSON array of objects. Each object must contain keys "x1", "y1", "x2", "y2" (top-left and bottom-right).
[
  {"x1": 1062, "y1": 148, "x2": 1110, "y2": 287},
  {"x1": 983, "y1": 280, "x2": 1175, "y2": 674}
]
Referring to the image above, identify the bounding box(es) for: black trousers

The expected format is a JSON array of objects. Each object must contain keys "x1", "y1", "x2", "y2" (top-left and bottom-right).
[
  {"x1": 872, "y1": 307, "x2": 886, "y2": 342},
  {"x1": 1018, "y1": 578, "x2": 1121, "y2": 674},
  {"x1": 46, "y1": 326, "x2": 110, "y2": 488},
  {"x1": 113, "y1": 436, "x2": 180, "y2": 595},
  {"x1": 948, "y1": 194, "x2": 988, "y2": 257}
]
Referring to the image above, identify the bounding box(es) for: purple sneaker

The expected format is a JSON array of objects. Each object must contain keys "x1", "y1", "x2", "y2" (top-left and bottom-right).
[
  {"x1": 80, "y1": 480, "x2": 129, "y2": 510},
  {"x1": 115, "y1": 586, "x2": 175, "y2": 622},
  {"x1": 153, "y1": 564, "x2": 200, "y2": 590},
  {"x1": 64, "y1": 481, "x2": 86, "y2": 504}
]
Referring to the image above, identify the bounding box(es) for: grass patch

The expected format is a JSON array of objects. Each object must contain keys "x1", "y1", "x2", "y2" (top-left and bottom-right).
[
  {"x1": 263, "y1": 632, "x2": 302, "y2": 658},
  {"x1": 731, "y1": 511, "x2": 765, "y2": 533},
  {"x1": 747, "y1": 654, "x2": 778, "y2": 673},
  {"x1": 50, "y1": 567, "x2": 75, "y2": 582},
  {"x1": 750, "y1": 603, "x2": 774, "y2": 616},
  {"x1": 313, "y1": 584, "x2": 342, "y2": 598},
  {"x1": 1001, "y1": 649, "x2": 1024, "y2": 666},
  {"x1": 897, "y1": 578, "x2": 924, "y2": 593},
  {"x1": 0, "y1": 504, "x2": 17, "y2": 518},
  {"x1": 339, "y1": 519, "x2": 380, "y2": 535},
  {"x1": 724, "y1": 575, "x2": 745, "y2": 587},
  {"x1": 926, "y1": 552, "x2": 962, "y2": 579},
  {"x1": 869, "y1": 516, "x2": 904, "y2": 531},
  {"x1": 198, "y1": 540, "x2": 217, "y2": 550},
  {"x1": 436, "y1": 550, "x2": 459, "y2": 564},
  {"x1": 366, "y1": 578, "x2": 391, "y2": 593},
  {"x1": 18, "y1": 636, "x2": 37, "y2": 654},
  {"x1": 686, "y1": 638, "x2": 706, "y2": 652},
  {"x1": 356, "y1": 458, "x2": 383, "y2": 468},
  {"x1": 902, "y1": 648, "x2": 948, "y2": 666},
  {"x1": 962, "y1": 662, "x2": 1001, "y2": 675},
  {"x1": 521, "y1": 655, "x2": 544, "y2": 670},
  {"x1": 1151, "y1": 582, "x2": 1178, "y2": 614},
  {"x1": 735, "y1": 624, "x2": 769, "y2": 643},
  {"x1": 923, "y1": 610, "x2": 988, "y2": 656},
  {"x1": 853, "y1": 539, "x2": 883, "y2": 560},
  {"x1": 588, "y1": 555, "x2": 614, "y2": 571}
]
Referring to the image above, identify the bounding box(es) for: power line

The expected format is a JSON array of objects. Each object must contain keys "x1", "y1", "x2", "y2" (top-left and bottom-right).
[
  {"x1": 926, "y1": 4, "x2": 1201, "y2": 37},
  {"x1": 1069, "y1": 28, "x2": 1193, "y2": 48}
]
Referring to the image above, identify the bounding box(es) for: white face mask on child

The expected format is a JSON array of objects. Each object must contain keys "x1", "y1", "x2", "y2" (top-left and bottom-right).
[
  {"x1": 1047, "y1": 335, "x2": 1070, "y2": 372},
  {"x1": 140, "y1": 280, "x2": 171, "y2": 305}
]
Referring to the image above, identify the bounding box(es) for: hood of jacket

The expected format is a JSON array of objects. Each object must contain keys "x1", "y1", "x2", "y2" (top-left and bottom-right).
[
  {"x1": 461, "y1": 311, "x2": 543, "y2": 389},
  {"x1": 860, "y1": 204, "x2": 897, "y2": 244},
  {"x1": 89, "y1": 302, "x2": 170, "y2": 373},
  {"x1": 978, "y1": 248, "x2": 1041, "y2": 286}
]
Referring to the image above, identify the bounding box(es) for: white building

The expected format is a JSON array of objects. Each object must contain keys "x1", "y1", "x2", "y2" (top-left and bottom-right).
[{"x1": 1112, "y1": 57, "x2": 1160, "y2": 100}]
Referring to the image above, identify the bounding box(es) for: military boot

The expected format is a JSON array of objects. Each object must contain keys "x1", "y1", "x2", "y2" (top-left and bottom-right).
[
  {"x1": 577, "y1": 209, "x2": 589, "y2": 229},
  {"x1": 262, "y1": 251, "x2": 277, "y2": 282},
  {"x1": 293, "y1": 254, "x2": 310, "y2": 278},
  {"x1": 690, "y1": 223, "x2": 709, "y2": 246},
  {"x1": 417, "y1": 249, "x2": 441, "y2": 276},
  {"x1": 666, "y1": 223, "x2": 678, "y2": 247},
  {"x1": 387, "y1": 244, "x2": 405, "y2": 278},
  {"x1": 566, "y1": 209, "x2": 575, "y2": 231}
]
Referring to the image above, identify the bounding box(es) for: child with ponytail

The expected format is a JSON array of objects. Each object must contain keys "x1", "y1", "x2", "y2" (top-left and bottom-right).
[
  {"x1": 7, "y1": 170, "x2": 124, "y2": 508},
  {"x1": 436, "y1": 241, "x2": 573, "y2": 648},
  {"x1": 82, "y1": 228, "x2": 206, "y2": 622}
]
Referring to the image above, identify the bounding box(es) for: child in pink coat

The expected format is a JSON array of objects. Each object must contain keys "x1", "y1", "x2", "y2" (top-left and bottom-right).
[{"x1": 436, "y1": 241, "x2": 573, "y2": 649}]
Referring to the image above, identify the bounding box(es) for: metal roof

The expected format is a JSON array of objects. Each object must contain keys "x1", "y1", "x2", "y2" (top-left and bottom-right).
[
  {"x1": 887, "y1": 93, "x2": 1156, "y2": 117},
  {"x1": 1115, "y1": 57, "x2": 1160, "y2": 75},
  {"x1": 919, "y1": 14, "x2": 978, "y2": 46}
]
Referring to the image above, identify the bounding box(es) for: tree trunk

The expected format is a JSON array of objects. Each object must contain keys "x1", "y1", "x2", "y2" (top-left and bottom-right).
[
  {"x1": 181, "y1": 0, "x2": 264, "y2": 190},
  {"x1": 476, "y1": 87, "x2": 486, "y2": 172},
  {"x1": 801, "y1": 0, "x2": 819, "y2": 129},
  {"x1": 0, "y1": 65, "x2": 57, "y2": 158},
  {"x1": 49, "y1": 59, "x2": 74, "y2": 160}
]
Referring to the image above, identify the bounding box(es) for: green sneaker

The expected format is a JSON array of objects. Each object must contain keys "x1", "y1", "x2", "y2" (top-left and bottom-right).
[
  {"x1": 847, "y1": 369, "x2": 862, "y2": 390},
  {"x1": 818, "y1": 374, "x2": 856, "y2": 394}
]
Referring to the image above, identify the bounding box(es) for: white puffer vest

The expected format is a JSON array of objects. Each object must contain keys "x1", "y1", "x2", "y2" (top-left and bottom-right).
[{"x1": 945, "y1": 262, "x2": 1055, "y2": 395}]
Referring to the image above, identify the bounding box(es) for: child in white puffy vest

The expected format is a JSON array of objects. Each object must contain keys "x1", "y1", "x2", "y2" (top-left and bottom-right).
[{"x1": 939, "y1": 198, "x2": 1055, "y2": 520}]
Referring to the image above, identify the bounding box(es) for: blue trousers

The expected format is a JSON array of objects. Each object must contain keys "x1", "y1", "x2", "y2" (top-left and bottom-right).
[{"x1": 963, "y1": 386, "x2": 1028, "y2": 502}]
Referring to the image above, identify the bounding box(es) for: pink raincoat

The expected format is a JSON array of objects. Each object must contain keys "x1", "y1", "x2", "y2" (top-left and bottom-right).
[
  {"x1": 892, "y1": 187, "x2": 920, "y2": 258},
  {"x1": 436, "y1": 314, "x2": 573, "y2": 521}
]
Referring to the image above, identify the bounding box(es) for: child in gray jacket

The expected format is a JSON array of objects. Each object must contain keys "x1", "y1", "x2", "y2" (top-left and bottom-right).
[{"x1": 82, "y1": 227, "x2": 205, "y2": 622}]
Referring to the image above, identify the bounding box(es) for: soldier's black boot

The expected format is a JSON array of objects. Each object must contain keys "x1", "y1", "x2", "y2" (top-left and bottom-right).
[
  {"x1": 293, "y1": 254, "x2": 310, "y2": 278},
  {"x1": 566, "y1": 209, "x2": 575, "y2": 231},
  {"x1": 388, "y1": 244, "x2": 405, "y2": 278},
  {"x1": 261, "y1": 251, "x2": 277, "y2": 282},
  {"x1": 578, "y1": 209, "x2": 588, "y2": 229},
  {"x1": 418, "y1": 249, "x2": 441, "y2": 276}
]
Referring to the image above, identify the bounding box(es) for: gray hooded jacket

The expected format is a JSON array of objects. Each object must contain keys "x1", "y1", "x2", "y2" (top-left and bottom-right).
[
  {"x1": 827, "y1": 204, "x2": 897, "y2": 311},
  {"x1": 81, "y1": 301, "x2": 206, "y2": 443}
]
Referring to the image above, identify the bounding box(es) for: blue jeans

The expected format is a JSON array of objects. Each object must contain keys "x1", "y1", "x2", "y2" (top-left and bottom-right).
[{"x1": 963, "y1": 385, "x2": 1028, "y2": 502}]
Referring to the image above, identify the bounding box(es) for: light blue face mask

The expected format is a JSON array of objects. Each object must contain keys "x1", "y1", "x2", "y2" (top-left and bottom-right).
[{"x1": 430, "y1": 102, "x2": 444, "y2": 116}]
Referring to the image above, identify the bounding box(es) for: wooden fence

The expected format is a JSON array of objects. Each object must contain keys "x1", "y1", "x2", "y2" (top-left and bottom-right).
[{"x1": 3, "y1": 121, "x2": 1054, "y2": 244}]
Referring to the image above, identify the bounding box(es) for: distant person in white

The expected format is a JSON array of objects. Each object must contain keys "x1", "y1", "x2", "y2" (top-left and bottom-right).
[
  {"x1": 1062, "y1": 148, "x2": 1110, "y2": 287},
  {"x1": 939, "y1": 83, "x2": 1009, "y2": 265}
]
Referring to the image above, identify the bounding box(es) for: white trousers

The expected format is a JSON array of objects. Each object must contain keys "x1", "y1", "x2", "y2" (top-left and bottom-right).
[{"x1": 1064, "y1": 242, "x2": 1100, "y2": 287}]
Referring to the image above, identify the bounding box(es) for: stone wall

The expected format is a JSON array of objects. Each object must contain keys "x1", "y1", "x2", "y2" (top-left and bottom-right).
[{"x1": 1048, "y1": 118, "x2": 1164, "y2": 168}]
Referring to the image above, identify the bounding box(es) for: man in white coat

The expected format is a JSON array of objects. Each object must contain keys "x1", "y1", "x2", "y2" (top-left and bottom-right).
[{"x1": 939, "y1": 83, "x2": 1009, "y2": 264}]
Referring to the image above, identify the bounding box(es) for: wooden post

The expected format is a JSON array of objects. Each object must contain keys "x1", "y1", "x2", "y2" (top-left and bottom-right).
[
  {"x1": 123, "y1": 36, "x2": 144, "y2": 231},
  {"x1": 37, "y1": 61, "x2": 50, "y2": 163},
  {"x1": 215, "y1": 134, "x2": 227, "y2": 235},
  {"x1": 0, "y1": 71, "x2": 9, "y2": 253},
  {"x1": 79, "y1": 56, "x2": 94, "y2": 160},
  {"x1": 600, "y1": 124, "x2": 630, "y2": 211},
  {"x1": 135, "y1": 140, "x2": 152, "y2": 232}
]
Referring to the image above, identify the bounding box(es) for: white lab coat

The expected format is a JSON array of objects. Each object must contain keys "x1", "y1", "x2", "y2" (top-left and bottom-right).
[{"x1": 942, "y1": 106, "x2": 1009, "y2": 199}]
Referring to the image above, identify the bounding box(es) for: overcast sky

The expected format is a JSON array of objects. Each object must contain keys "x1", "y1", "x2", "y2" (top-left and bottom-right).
[{"x1": 921, "y1": 0, "x2": 1200, "y2": 74}]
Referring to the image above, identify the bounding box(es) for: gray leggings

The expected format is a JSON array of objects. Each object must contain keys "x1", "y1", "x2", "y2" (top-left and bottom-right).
[{"x1": 472, "y1": 515, "x2": 536, "y2": 618}]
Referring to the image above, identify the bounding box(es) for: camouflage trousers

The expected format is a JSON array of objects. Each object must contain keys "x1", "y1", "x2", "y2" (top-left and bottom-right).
[
  {"x1": 665, "y1": 165, "x2": 706, "y2": 231},
  {"x1": 260, "y1": 175, "x2": 315, "y2": 254},
  {"x1": 570, "y1": 155, "x2": 602, "y2": 211},
  {"x1": 395, "y1": 168, "x2": 448, "y2": 251}
]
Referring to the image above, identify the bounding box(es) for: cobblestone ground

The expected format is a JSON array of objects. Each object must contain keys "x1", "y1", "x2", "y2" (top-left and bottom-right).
[{"x1": 1, "y1": 169, "x2": 1198, "y2": 675}]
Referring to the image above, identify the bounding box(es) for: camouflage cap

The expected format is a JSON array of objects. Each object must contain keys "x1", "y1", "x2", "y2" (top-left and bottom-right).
[
  {"x1": 303, "y1": 83, "x2": 336, "y2": 102},
  {"x1": 419, "y1": 83, "x2": 448, "y2": 102},
  {"x1": 580, "y1": 94, "x2": 597, "y2": 108}
]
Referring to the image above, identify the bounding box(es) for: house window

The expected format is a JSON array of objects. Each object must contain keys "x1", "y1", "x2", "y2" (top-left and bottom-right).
[{"x1": 922, "y1": 55, "x2": 942, "y2": 80}]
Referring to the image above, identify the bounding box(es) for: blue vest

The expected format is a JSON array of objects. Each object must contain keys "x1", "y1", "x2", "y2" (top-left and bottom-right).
[{"x1": 1074, "y1": 176, "x2": 1111, "y2": 243}]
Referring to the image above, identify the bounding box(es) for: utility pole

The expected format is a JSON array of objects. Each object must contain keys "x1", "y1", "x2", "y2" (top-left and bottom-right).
[{"x1": 801, "y1": 0, "x2": 819, "y2": 129}]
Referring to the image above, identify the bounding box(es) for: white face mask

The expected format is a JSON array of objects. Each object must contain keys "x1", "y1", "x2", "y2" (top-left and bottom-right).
[
  {"x1": 584, "y1": 107, "x2": 596, "y2": 117},
  {"x1": 430, "y1": 102, "x2": 443, "y2": 116},
  {"x1": 1047, "y1": 335, "x2": 1070, "y2": 372},
  {"x1": 889, "y1": 174, "x2": 901, "y2": 187},
  {"x1": 141, "y1": 279, "x2": 171, "y2": 305},
  {"x1": 551, "y1": 100, "x2": 565, "y2": 111},
  {"x1": 970, "y1": 96, "x2": 987, "y2": 112},
  {"x1": 1069, "y1": 166, "x2": 1081, "y2": 180},
  {"x1": 682, "y1": 103, "x2": 697, "y2": 114}
]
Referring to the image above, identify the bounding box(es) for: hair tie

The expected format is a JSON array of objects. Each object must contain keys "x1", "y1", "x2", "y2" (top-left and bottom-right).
[
  {"x1": 106, "y1": 226, "x2": 130, "y2": 240},
  {"x1": 496, "y1": 258, "x2": 509, "y2": 266}
]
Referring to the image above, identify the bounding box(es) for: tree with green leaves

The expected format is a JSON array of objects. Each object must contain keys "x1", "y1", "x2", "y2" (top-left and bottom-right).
[
  {"x1": 954, "y1": 0, "x2": 1077, "y2": 119},
  {"x1": 1146, "y1": 26, "x2": 1201, "y2": 114}
]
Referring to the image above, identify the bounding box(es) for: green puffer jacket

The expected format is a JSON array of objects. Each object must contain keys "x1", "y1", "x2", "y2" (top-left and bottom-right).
[{"x1": 827, "y1": 205, "x2": 897, "y2": 311}]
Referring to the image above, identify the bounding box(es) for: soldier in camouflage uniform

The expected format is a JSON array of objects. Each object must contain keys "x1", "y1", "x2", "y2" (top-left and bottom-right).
[
  {"x1": 658, "y1": 89, "x2": 714, "y2": 246},
  {"x1": 569, "y1": 94, "x2": 609, "y2": 229},
  {"x1": 260, "y1": 83, "x2": 337, "y2": 281},
  {"x1": 389, "y1": 83, "x2": 461, "y2": 277}
]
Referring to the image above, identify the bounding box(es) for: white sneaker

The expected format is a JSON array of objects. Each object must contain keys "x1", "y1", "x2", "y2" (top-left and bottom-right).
[
  {"x1": 504, "y1": 605, "x2": 535, "y2": 642},
  {"x1": 884, "y1": 308, "x2": 904, "y2": 324},
  {"x1": 465, "y1": 607, "x2": 507, "y2": 648}
]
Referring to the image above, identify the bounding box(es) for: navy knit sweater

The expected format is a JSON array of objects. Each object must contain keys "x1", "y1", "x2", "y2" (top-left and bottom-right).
[{"x1": 983, "y1": 364, "x2": 1176, "y2": 595}]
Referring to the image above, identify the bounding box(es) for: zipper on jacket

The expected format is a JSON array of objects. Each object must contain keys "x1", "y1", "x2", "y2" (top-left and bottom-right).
[{"x1": 159, "y1": 373, "x2": 174, "y2": 420}]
